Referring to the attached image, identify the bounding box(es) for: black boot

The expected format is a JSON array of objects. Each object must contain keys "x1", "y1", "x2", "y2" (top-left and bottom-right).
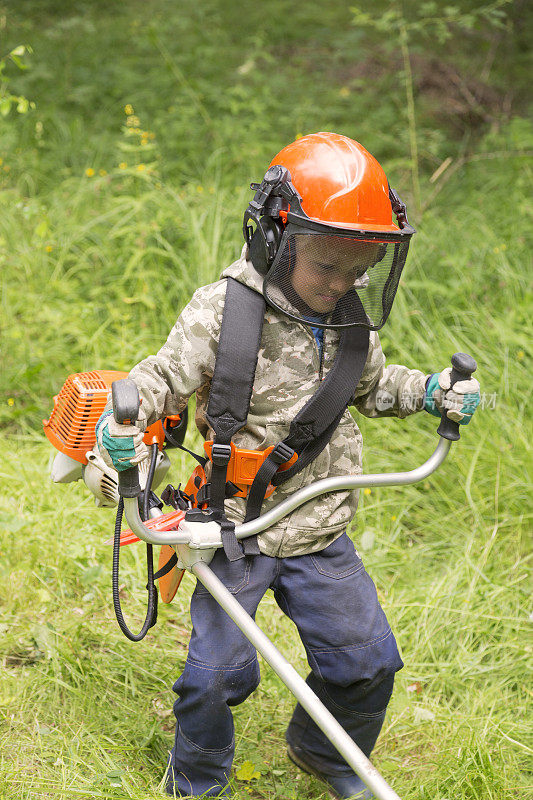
[
  {"x1": 286, "y1": 673, "x2": 392, "y2": 799},
  {"x1": 287, "y1": 742, "x2": 376, "y2": 799}
]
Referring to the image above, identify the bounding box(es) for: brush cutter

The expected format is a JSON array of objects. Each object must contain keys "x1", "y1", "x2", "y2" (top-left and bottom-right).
[{"x1": 44, "y1": 354, "x2": 477, "y2": 800}]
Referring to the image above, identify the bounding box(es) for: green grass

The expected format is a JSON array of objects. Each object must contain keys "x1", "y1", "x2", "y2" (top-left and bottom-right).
[{"x1": 0, "y1": 1, "x2": 532, "y2": 798}]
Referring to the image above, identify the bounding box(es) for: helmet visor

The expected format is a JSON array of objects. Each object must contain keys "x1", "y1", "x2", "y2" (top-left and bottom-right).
[{"x1": 263, "y1": 224, "x2": 411, "y2": 330}]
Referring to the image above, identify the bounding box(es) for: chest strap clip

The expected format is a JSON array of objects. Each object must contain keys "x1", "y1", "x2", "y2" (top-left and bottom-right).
[
  {"x1": 270, "y1": 442, "x2": 295, "y2": 465},
  {"x1": 211, "y1": 443, "x2": 232, "y2": 467}
]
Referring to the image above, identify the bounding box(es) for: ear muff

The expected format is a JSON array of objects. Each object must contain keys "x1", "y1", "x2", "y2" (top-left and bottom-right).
[{"x1": 248, "y1": 216, "x2": 285, "y2": 275}]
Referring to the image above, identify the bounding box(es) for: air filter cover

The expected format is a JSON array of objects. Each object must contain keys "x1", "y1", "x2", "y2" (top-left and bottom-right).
[
  {"x1": 44, "y1": 370, "x2": 168, "y2": 464},
  {"x1": 44, "y1": 371, "x2": 128, "y2": 464}
]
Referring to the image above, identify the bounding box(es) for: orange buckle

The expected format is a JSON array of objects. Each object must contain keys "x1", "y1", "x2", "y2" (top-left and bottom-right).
[
  {"x1": 143, "y1": 413, "x2": 184, "y2": 450},
  {"x1": 203, "y1": 441, "x2": 298, "y2": 499}
]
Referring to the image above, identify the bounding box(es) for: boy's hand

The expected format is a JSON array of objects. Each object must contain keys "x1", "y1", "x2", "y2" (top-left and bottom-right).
[
  {"x1": 424, "y1": 368, "x2": 480, "y2": 425},
  {"x1": 95, "y1": 409, "x2": 149, "y2": 471}
]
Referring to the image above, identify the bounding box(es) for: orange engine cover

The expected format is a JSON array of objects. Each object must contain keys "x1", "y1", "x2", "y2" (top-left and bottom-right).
[{"x1": 43, "y1": 370, "x2": 167, "y2": 464}]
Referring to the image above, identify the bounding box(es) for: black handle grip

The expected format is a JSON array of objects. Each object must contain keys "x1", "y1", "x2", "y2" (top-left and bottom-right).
[
  {"x1": 437, "y1": 352, "x2": 477, "y2": 442},
  {"x1": 112, "y1": 378, "x2": 140, "y2": 424},
  {"x1": 117, "y1": 466, "x2": 142, "y2": 498},
  {"x1": 112, "y1": 379, "x2": 141, "y2": 497}
]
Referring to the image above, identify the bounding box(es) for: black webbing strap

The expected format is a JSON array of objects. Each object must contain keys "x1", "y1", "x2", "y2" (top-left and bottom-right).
[
  {"x1": 205, "y1": 278, "x2": 266, "y2": 559},
  {"x1": 171, "y1": 441, "x2": 207, "y2": 468},
  {"x1": 244, "y1": 298, "x2": 370, "y2": 523},
  {"x1": 275, "y1": 329, "x2": 370, "y2": 482},
  {"x1": 219, "y1": 519, "x2": 243, "y2": 562},
  {"x1": 150, "y1": 528, "x2": 258, "y2": 573},
  {"x1": 242, "y1": 534, "x2": 260, "y2": 555},
  {"x1": 153, "y1": 551, "x2": 178, "y2": 581},
  {"x1": 243, "y1": 443, "x2": 297, "y2": 524}
]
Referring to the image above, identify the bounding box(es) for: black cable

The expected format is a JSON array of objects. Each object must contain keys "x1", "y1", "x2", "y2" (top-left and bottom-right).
[
  {"x1": 143, "y1": 442, "x2": 159, "y2": 522},
  {"x1": 112, "y1": 443, "x2": 159, "y2": 642},
  {"x1": 143, "y1": 442, "x2": 159, "y2": 628}
]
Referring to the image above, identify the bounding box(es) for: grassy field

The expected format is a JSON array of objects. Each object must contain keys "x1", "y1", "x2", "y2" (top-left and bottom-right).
[{"x1": 0, "y1": 1, "x2": 532, "y2": 798}]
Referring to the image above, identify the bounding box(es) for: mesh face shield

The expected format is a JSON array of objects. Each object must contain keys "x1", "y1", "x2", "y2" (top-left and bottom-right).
[{"x1": 263, "y1": 222, "x2": 413, "y2": 331}]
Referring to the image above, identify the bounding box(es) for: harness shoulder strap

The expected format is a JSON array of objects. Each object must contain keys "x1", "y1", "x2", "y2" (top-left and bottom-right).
[
  {"x1": 205, "y1": 277, "x2": 266, "y2": 558},
  {"x1": 205, "y1": 280, "x2": 371, "y2": 546},
  {"x1": 206, "y1": 278, "x2": 266, "y2": 440},
  {"x1": 243, "y1": 322, "x2": 369, "y2": 522}
]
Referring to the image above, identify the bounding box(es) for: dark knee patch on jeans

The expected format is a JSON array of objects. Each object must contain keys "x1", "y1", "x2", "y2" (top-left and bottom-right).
[
  {"x1": 322, "y1": 672, "x2": 396, "y2": 716},
  {"x1": 308, "y1": 627, "x2": 404, "y2": 687}
]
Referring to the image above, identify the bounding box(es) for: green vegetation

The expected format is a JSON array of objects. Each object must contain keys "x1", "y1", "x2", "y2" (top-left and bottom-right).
[{"x1": 0, "y1": 1, "x2": 531, "y2": 798}]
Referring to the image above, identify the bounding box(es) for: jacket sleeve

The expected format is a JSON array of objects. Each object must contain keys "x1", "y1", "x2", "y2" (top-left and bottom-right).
[
  {"x1": 125, "y1": 282, "x2": 225, "y2": 427},
  {"x1": 352, "y1": 331, "x2": 428, "y2": 419}
]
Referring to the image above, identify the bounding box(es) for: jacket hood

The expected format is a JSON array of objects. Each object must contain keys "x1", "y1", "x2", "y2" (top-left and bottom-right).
[{"x1": 221, "y1": 244, "x2": 265, "y2": 295}]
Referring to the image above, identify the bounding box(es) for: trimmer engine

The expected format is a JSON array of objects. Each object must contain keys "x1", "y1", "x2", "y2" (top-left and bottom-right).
[
  {"x1": 44, "y1": 370, "x2": 173, "y2": 505},
  {"x1": 44, "y1": 370, "x2": 192, "y2": 623}
]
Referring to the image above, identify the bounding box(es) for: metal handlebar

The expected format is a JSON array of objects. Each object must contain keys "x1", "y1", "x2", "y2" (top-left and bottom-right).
[
  {"x1": 114, "y1": 351, "x2": 478, "y2": 539},
  {"x1": 121, "y1": 437, "x2": 452, "y2": 547}
]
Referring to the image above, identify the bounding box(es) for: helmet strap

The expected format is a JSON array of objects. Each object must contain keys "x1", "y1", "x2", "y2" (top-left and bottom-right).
[{"x1": 388, "y1": 185, "x2": 410, "y2": 229}]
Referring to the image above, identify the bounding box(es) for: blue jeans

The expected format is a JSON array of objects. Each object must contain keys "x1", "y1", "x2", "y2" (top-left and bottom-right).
[{"x1": 166, "y1": 533, "x2": 403, "y2": 797}]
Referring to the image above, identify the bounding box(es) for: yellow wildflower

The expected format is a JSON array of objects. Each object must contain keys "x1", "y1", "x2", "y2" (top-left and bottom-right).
[
  {"x1": 45, "y1": 245, "x2": 53, "y2": 253},
  {"x1": 339, "y1": 86, "x2": 350, "y2": 97},
  {"x1": 0, "y1": 157, "x2": 3, "y2": 166},
  {"x1": 517, "y1": 350, "x2": 524, "y2": 360},
  {"x1": 136, "y1": 163, "x2": 146, "y2": 171},
  {"x1": 364, "y1": 488, "x2": 372, "y2": 496},
  {"x1": 197, "y1": 185, "x2": 204, "y2": 193},
  {"x1": 124, "y1": 103, "x2": 134, "y2": 115},
  {"x1": 85, "y1": 167, "x2": 95, "y2": 177},
  {"x1": 119, "y1": 162, "x2": 128, "y2": 170},
  {"x1": 391, "y1": 515, "x2": 396, "y2": 521},
  {"x1": 99, "y1": 169, "x2": 107, "y2": 176},
  {"x1": 7, "y1": 398, "x2": 15, "y2": 406}
]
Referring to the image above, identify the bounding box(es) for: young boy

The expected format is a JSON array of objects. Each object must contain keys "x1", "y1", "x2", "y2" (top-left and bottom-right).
[{"x1": 97, "y1": 133, "x2": 480, "y2": 799}]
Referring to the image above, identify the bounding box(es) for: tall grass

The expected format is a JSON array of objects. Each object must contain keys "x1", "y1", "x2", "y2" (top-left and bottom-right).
[{"x1": 0, "y1": 1, "x2": 531, "y2": 798}]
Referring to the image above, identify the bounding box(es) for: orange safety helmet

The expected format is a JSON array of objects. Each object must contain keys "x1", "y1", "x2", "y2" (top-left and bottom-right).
[
  {"x1": 269, "y1": 132, "x2": 402, "y2": 233},
  {"x1": 243, "y1": 132, "x2": 415, "y2": 331}
]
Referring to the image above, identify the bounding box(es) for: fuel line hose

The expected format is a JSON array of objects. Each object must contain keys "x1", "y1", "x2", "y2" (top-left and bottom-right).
[{"x1": 112, "y1": 443, "x2": 159, "y2": 641}]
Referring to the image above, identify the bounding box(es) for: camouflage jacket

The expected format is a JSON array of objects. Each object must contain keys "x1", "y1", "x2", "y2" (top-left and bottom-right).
[{"x1": 129, "y1": 246, "x2": 427, "y2": 557}]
